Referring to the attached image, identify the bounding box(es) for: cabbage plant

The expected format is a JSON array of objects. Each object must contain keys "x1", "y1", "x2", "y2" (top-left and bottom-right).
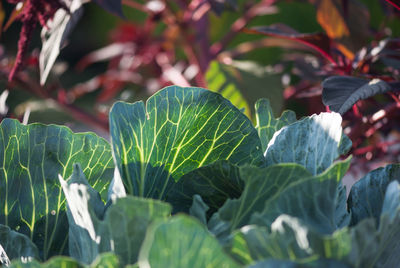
[{"x1": 1, "y1": 86, "x2": 399, "y2": 268}]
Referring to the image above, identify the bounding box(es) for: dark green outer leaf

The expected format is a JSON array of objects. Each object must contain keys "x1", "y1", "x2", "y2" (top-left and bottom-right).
[
  {"x1": 0, "y1": 224, "x2": 39, "y2": 264},
  {"x1": 109, "y1": 86, "x2": 264, "y2": 199},
  {"x1": 0, "y1": 119, "x2": 114, "y2": 259},
  {"x1": 346, "y1": 180, "x2": 400, "y2": 268},
  {"x1": 166, "y1": 160, "x2": 243, "y2": 217},
  {"x1": 255, "y1": 99, "x2": 296, "y2": 152},
  {"x1": 347, "y1": 164, "x2": 400, "y2": 225}
]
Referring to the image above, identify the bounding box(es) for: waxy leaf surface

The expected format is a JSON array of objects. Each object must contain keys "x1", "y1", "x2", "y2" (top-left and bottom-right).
[
  {"x1": 211, "y1": 164, "x2": 312, "y2": 236},
  {"x1": 109, "y1": 86, "x2": 264, "y2": 199},
  {"x1": 251, "y1": 159, "x2": 351, "y2": 234},
  {"x1": 265, "y1": 112, "x2": 346, "y2": 175},
  {"x1": 0, "y1": 119, "x2": 114, "y2": 259}
]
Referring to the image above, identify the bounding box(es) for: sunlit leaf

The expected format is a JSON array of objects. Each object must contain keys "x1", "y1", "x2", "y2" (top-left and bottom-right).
[
  {"x1": 265, "y1": 112, "x2": 346, "y2": 175},
  {"x1": 109, "y1": 86, "x2": 264, "y2": 199},
  {"x1": 0, "y1": 118, "x2": 114, "y2": 259}
]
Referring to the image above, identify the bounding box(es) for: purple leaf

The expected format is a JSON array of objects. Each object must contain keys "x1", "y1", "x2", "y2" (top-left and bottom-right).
[{"x1": 322, "y1": 76, "x2": 393, "y2": 114}]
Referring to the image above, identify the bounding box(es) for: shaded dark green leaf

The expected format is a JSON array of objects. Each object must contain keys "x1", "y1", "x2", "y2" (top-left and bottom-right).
[
  {"x1": 167, "y1": 160, "x2": 243, "y2": 217},
  {"x1": 347, "y1": 164, "x2": 400, "y2": 225},
  {"x1": 0, "y1": 224, "x2": 39, "y2": 264}
]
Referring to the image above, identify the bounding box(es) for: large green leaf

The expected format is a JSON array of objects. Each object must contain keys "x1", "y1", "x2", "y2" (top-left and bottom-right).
[
  {"x1": 232, "y1": 215, "x2": 351, "y2": 265},
  {"x1": 345, "y1": 180, "x2": 400, "y2": 268},
  {"x1": 255, "y1": 99, "x2": 296, "y2": 152},
  {"x1": 138, "y1": 215, "x2": 240, "y2": 268},
  {"x1": 231, "y1": 180, "x2": 400, "y2": 268},
  {"x1": 0, "y1": 224, "x2": 39, "y2": 265},
  {"x1": 166, "y1": 160, "x2": 243, "y2": 217},
  {"x1": 265, "y1": 112, "x2": 346, "y2": 175},
  {"x1": 251, "y1": 159, "x2": 351, "y2": 234},
  {"x1": 109, "y1": 86, "x2": 264, "y2": 199},
  {"x1": 61, "y1": 166, "x2": 171, "y2": 265},
  {"x1": 0, "y1": 118, "x2": 114, "y2": 259},
  {"x1": 211, "y1": 164, "x2": 312, "y2": 237},
  {"x1": 347, "y1": 164, "x2": 400, "y2": 225}
]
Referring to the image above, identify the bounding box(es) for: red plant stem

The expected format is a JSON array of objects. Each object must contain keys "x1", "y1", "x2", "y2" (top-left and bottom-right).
[
  {"x1": 6, "y1": 72, "x2": 109, "y2": 131},
  {"x1": 353, "y1": 139, "x2": 400, "y2": 155},
  {"x1": 162, "y1": 2, "x2": 208, "y2": 87},
  {"x1": 385, "y1": 0, "x2": 400, "y2": 11},
  {"x1": 210, "y1": 0, "x2": 276, "y2": 57}
]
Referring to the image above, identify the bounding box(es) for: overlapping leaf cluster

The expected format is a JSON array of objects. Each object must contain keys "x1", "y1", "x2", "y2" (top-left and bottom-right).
[{"x1": 1, "y1": 86, "x2": 399, "y2": 267}]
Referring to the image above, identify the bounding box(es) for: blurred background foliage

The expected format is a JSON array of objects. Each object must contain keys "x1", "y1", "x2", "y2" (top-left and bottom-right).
[{"x1": 1, "y1": 0, "x2": 400, "y2": 181}]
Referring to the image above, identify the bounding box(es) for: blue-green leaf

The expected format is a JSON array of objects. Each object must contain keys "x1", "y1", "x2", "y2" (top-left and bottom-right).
[
  {"x1": 265, "y1": 112, "x2": 346, "y2": 175},
  {"x1": 251, "y1": 159, "x2": 351, "y2": 234},
  {"x1": 211, "y1": 164, "x2": 312, "y2": 237},
  {"x1": 0, "y1": 224, "x2": 39, "y2": 264},
  {"x1": 347, "y1": 164, "x2": 400, "y2": 225}
]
